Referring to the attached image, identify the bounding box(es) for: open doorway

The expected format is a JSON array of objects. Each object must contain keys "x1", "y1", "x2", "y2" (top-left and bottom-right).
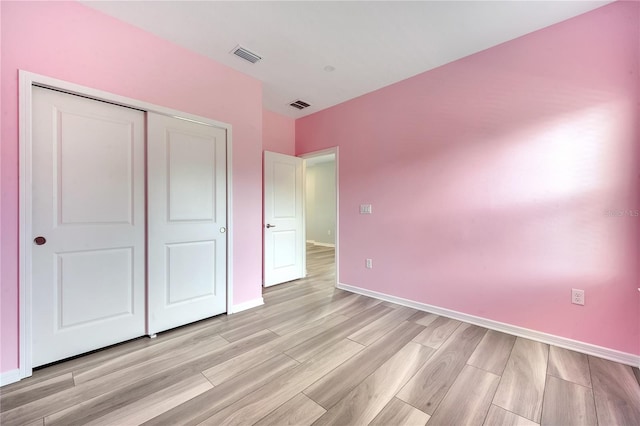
[
  {"x1": 302, "y1": 149, "x2": 338, "y2": 287},
  {"x1": 262, "y1": 148, "x2": 338, "y2": 292}
]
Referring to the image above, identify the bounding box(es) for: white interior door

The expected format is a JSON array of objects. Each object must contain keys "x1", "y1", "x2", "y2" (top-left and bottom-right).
[
  {"x1": 147, "y1": 113, "x2": 227, "y2": 334},
  {"x1": 32, "y1": 87, "x2": 146, "y2": 367},
  {"x1": 264, "y1": 151, "x2": 305, "y2": 287}
]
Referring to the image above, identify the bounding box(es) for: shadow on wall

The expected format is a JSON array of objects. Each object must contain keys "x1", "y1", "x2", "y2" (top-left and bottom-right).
[
  {"x1": 374, "y1": 96, "x2": 637, "y2": 280},
  {"x1": 333, "y1": 51, "x2": 638, "y2": 352},
  {"x1": 296, "y1": 1, "x2": 639, "y2": 353}
]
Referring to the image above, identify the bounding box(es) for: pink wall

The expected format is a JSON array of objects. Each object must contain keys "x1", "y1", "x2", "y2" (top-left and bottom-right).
[
  {"x1": 1, "y1": 1, "x2": 264, "y2": 373},
  {"x1": 263, "y1": 108, "x2": 295, "y2": 155},
  {"x1": 297, "y1": 1, "x2": 640, "y2": 355}
]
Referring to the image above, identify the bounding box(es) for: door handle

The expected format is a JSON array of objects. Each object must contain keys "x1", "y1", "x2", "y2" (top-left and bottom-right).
[
  {"x1": 34, "y1": 236, "x2": 47, "y2": 245},
  {"x1": 266, "y1": 224, "x2": 276, "y2": 228}
]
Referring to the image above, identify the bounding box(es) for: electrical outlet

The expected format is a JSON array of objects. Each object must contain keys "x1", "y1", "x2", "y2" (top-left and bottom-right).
[
  {"x1": 365, "y1": 258, "x2": 373, "y2": 269},
  {"x1": 571, "y1": 289, "x2": 585, "y2": 306},
  {"x1": 360, "y1": 204, "x2": 372, "y2": 214}
]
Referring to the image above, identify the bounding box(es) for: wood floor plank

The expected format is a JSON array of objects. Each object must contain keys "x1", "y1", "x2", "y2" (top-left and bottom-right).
[
  {"x1": 284, "y1": 304, "x2": 391, "y2": 362},
  {"x1": 268, "y1": 293, "x2": 368, "y2": 336},
  {"x1": 203, "y1": 314, "x2": 349, "y2": 385},
  {"x1": 380, "y1": 301, "x2": 406, "y2": 310},
  {"x1": 0, "y1": 335, "x2": 231, "y2": 426},
  {"x1": 119, "y1": 329, "x2": 275, "y2": 387},
  {"x1": 397, "y1": 323, "x2": 487, "y2": 415},
  {"x1": 329, "y1": 294, "x2": 382, "y2": 317},
  {"x1": 262, "y1": 282, "x2": 335, "y2": 306},
  {"x1": 303, "y1": 321, "x2": 425, "y2": 409},
  {"x1": 90, "y1": 374, "x2": 212, "y2": 426},
  {"x1": 1, "y1": 330, "x2": 282, "y2": 426},
  {"x1": 312, "y1": 342, "x2": 433, "y2": 426},
  {"x1": 547, "y1": 346, "x2": 591, "y2": 388},
  {"x1": 483, "y1": 405, "x2": 538, "y2": 426},
  {"x1": 407, "y1": 311, "x2": 439, "y2": 327},
  {"x1": 260, "y1": 289, "x2": 349, "y2": 321},
  {"x1": 219, "y1": 291, "x2": 350, "y2": 342},
  {"x1": 348, "y1": 306, "x2": 417, "y2": 346},
  {"x1": 541, "y1": 375, "x2": 596, "y2": 426},
  {"x1": 262, "y1": 288, "x2": 340, "y2": 314},
  {"x1": 427, "y1": 365, "x2": 500, "y2": 426},
  {"x1": 31, "y1": 319, "x2": 234, "y2": 390},
  {"x1": 71, "y1": 333, "x2": 229, "y2": 390},
  {"x1": 143, "y1": 353, "x2": 299, "y2": 426},
  {"x1": 467, "y1": 330, "x2": 516, "y2": 375},
  {"x1": 73, "y1": 326, "x2": 229, "y2": 384},
  {"x1": 44, "y1": 374, "x2": 213, "y2": 425},
  {"x1": 0, "y1": 373, "x2": 74, "y2": 412},
  {"x1": 268, "y1": 314, "x2": 350, "y2": 353},
  {"x1": 198, "y1": 339, "x2": 364, "y2": 426},
  {"x1": 0, "y1": 335, "x2": 155, "y2": 395},
  {"x1": 23, "y1": 366, "x2": 201, "y2": 426},
  {"x1": 369, "y1": 397, "x2": 430, "y2": 426},
  {"x1": 411, "y1": 316, "x2": 461, "y2": 349},
  {"x1": 492, "y1": 338, "x2": 549, "y2": 423},
  {"x1": 589, "y1": 355, "x2": 640, "y2": 426},
  {"x1": 253, "y1": 393, "x2": 326, "y2": 426},
  {"x1": 202, "y1": 346, "x2": 280, "y2": 387}
]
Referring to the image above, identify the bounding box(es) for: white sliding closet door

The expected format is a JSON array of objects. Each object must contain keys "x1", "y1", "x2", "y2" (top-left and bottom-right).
[
  {"x1": 147, "y1": 112, "x2": 228, "y2": 334},
  {"x1": 31, "y1": 87, "x2": 146, "y2": 367}
]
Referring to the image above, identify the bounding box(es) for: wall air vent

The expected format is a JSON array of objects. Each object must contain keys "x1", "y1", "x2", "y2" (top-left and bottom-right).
[
  {"x1": 230, "y1": 45, "x2": 262, "y2": 64},
  {"x1": 290, "y1": 100, "x2": 311, "y2": 110}
]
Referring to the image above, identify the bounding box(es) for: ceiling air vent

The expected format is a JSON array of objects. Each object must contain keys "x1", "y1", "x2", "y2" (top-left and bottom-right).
[
  {"x1": 290, "y1": 100, "x2": 311, "y2": 110},
  {"x1": 231, "y1": 45, "x2": 262, "y2": 64}
]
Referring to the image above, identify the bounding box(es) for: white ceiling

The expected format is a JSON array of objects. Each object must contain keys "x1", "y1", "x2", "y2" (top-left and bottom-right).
[{"x1": 82, "y1": 1, "x2": 612, "y2": 118}]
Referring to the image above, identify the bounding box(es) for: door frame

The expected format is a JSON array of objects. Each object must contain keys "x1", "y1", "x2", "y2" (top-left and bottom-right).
[
  {"x1": 300, "y1": 147, "x2": 339, "y2": 287},
  {"x1": 18, "y1": 70, "x2": 234, "y2": 379}
]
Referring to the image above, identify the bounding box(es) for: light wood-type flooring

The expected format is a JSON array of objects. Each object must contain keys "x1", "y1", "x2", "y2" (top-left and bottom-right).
[{"x1": 2, "y1": 244, "x2": 640, "y2": 425}]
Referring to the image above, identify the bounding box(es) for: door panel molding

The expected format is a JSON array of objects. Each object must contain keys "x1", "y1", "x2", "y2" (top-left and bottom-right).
[{"x1": 18, "y1": 70, "x2": 234, "y2": 381}]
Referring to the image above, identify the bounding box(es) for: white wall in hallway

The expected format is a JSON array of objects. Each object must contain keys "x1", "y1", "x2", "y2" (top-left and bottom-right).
[{"x1": 306, "y1": 161, "x2": 336, "y2": 246}]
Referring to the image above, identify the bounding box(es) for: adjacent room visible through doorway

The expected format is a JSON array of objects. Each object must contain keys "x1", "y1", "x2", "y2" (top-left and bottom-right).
[{"x1": 303, "y1": 151, "x2": 337, "y2": 286}]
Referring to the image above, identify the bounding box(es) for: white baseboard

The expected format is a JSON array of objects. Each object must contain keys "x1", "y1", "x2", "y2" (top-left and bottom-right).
[
  {"x1": 338, "y1": 282, "x2": 640, "y2": 368},
  {"x1": 306, "y1": 240, "x2": 335, "y2": 248},
  {"x1": 0, "y1": 369, "x2": 21, "y2": 387},
  {"x1": 229, "y1": 297, "x2": 264, "y2": 314}
]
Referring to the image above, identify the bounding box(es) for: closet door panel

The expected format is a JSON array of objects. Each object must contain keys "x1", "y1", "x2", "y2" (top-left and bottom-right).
[
  {"x1": 147, "y1": 113, "x2": 227, "y2": 334},
  {"x1": 31, "y1": 86, "x2": 146, "y2": 367}
]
